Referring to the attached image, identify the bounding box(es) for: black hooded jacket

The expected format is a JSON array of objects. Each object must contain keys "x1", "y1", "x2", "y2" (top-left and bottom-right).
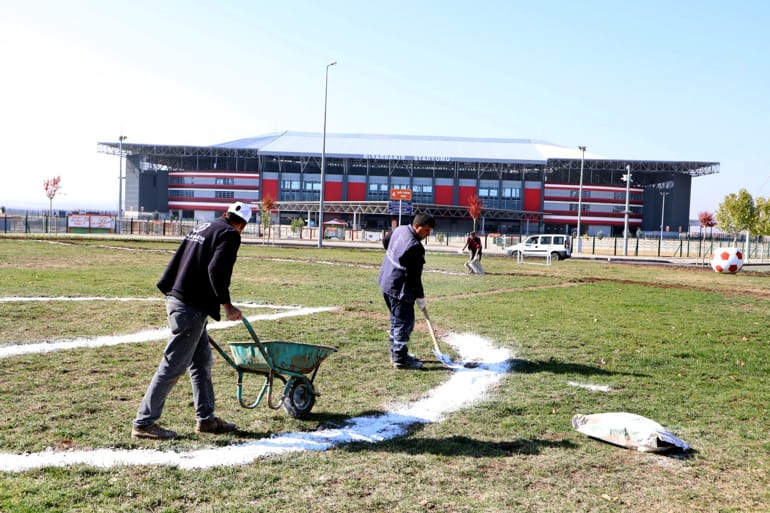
[{"x1": 157, "y1": 216, "x2": 241, "y2": 321}]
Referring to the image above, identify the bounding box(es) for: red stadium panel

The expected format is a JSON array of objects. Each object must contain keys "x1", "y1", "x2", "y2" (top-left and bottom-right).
[
  {"x1": 457, "y1": 186, "x2": 476, "y2": 207},
  {"x1": 523, "y1": 187, "x2": 542, "y2": 212},
  {"x1": 434, "y1": 185, "x2": 454, "y2": 205},
  {"x1": 261, "y1": 179, "x2": 279, "y2": 201},
  {"x1": 347, "y1": 182, "x2": 366, "y2": 201},
  {"x1": 324, "y1": 181, "x2": 343, "y2": 201}
]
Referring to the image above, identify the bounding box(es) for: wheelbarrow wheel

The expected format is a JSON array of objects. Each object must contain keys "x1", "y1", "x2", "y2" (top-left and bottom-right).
[{"x1": 283, "y1": 377, "x2": 315, "y2": 419}]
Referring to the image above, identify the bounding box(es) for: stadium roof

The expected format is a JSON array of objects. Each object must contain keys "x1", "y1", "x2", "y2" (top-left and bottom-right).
[
  {"x1": 214, "y1": 131, "x2": 597, "y2": 164},
  {"x1": 97, "y1": 131, "x2": 719, "y2": 176}
]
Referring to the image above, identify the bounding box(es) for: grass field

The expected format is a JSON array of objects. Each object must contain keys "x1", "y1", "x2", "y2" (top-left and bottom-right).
[{"x1": 0, "y1": 236, "x2": 768, "y2": 512}]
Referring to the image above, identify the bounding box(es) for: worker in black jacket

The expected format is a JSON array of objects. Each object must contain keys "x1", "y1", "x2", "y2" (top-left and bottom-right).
[
  {"x1": 131, "y1": 202, "x2": 251, "y2": 439},
  {"x1": 377, "y1": 213, "x2": 436, "y2": 370}
]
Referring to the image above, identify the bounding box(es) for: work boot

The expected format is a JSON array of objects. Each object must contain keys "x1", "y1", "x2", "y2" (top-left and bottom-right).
[
  {"x1": 131, "y1": 423, "x2": 178, "y2": 440},
  {"x1": 393, "y1": 354, "x2": 424, "y2": 370},
  {"x1": 196, "y1": 416, "x2": 237, "y2": 434}
]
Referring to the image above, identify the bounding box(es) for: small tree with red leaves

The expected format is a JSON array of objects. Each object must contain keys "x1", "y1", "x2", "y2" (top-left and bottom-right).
[
  {"x1": 698, "y1": 211, "x2": 716, "y2": 240},
  {"x1": 260, "y1": 196, "x2": 276, "y2": 240},
  {"x1": 467, "y1": 194, "x2": 483, "y2": 233},
  {"x1": 43, "y1": 176, "x2": 62, "y2": 232}
]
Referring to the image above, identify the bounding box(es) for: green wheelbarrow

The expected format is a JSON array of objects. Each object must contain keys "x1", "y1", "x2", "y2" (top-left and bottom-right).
[{"x1": 208, "y1": 318, "x2": 337, "y2": 419}]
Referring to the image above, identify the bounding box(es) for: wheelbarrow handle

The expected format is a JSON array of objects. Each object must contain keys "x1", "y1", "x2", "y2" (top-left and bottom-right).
[
  {"x1": 208, "y1": 335, "x2": 240, "y2": 371},
  {"x1": 240, "y1": 317, "x2": 276, "y2": 370},
  {"x1": 242, "y1": 317, "x2": 261, "y2": 344}
]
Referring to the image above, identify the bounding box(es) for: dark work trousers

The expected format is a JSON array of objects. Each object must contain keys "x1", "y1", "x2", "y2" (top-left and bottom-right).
[{"x1": 382, "y1": 293, "x2": 415, "y2": 363}]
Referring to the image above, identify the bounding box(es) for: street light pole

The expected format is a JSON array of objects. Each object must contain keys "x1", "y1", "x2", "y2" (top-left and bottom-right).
[
  {"x1": 117, "y1": 134, "x2": 127, "y2": 234},
  {"x1": 318, "y1": 61, "x2": 337, "y2": 249},
  {"x1": 622, "y1": 164, "x2": 632, "y2": 256},
  {"x1": 659, "y1": 191, "x2": 669, "y2": 248},
  {"x1": 576, "y1": 145, "x2": 586, "y2": 253}
]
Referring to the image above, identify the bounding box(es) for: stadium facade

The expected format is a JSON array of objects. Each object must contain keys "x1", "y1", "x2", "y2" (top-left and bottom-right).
[{"x1": 97, "y1": 131, "x2": 719, "y2": 236}]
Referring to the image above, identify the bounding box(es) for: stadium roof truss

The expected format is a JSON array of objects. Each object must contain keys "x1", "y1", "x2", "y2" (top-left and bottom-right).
[
  {"x1": 547, "y1": 158, "x2": 719, "y2": 177},
  {"x1": 97, "y1": 142, "x2": 719, "y2": 179},
  {"x1": 268, "y1": 200, "x2": 543, "y2": 221}
]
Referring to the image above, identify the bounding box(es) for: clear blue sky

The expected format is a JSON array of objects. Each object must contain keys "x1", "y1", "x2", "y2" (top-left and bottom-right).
[{"x1": 1, "y1": 0, "x2": 768, "y2": 218}]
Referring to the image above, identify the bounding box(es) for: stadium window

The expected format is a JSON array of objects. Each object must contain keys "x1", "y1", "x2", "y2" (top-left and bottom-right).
[
  {"x1": 215, "y1": 191, "x2": 235, "y2": 199},
  {"x1": 281, "y1": 180, "x2": 301, "y2": 190},
  {"x1": 502, "y1": 188, "x2": 520, "y2": 199}
]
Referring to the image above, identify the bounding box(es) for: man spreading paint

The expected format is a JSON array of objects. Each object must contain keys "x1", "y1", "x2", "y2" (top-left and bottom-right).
[
  {"x1": 131, "y1": 201, "x2": 251, "y2": 440},
  {"x1": 462, "y1": 231, "x2": 482, "y2": 273},
  {"x1": 378, "y1": 213, "x2": 436, "y2": 370}
]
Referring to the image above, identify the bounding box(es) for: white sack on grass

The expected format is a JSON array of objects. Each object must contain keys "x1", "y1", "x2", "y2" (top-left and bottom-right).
[
  {"x1": 572, "y1": 412, "x2": 690, "y2": 453},
  {"x1": 468, "y1": 258, "x2": 485, "y2": 275}
]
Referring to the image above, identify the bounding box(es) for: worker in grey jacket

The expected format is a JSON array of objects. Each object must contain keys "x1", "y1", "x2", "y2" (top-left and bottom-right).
[
  {"x1": 132, "y1": 201, "x2": 251, "y2": 439},
  {"x1": 377, "y1": 213, "x2": 436, "y2": 369}
]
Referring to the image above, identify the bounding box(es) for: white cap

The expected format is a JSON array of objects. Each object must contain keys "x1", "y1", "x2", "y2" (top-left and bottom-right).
[{"x1": 226, "y1": 201, "x2": 252, "y2": 223}]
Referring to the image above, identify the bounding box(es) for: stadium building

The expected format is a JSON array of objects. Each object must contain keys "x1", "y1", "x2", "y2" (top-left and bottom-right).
[{"x1": 97, "y1": 131, "x2": 719, "y2": 236}]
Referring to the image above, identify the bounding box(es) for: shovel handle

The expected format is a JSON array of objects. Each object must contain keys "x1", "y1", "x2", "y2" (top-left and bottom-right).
[{"x1": 420, "y1": 306, "x2": 441, "y2": 352}]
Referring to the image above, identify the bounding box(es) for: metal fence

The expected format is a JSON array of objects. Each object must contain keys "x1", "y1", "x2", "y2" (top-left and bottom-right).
[{"x1": 4, "y1": 213, "x2": 768, "y2": 262}]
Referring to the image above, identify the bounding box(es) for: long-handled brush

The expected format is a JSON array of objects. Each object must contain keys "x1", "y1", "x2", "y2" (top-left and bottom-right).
[{"x1": 420, "y1": 305, "x2": 479, "y2": 369}]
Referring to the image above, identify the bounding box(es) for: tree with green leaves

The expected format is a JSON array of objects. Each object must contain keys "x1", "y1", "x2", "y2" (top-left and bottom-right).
[
  {"x1": 290, "y1": 217, "x2": 305, "y2": 239},
  {"x1": 715, "y1": 189, "x2": 757, "y2": 243},
  {"x1": 753, "y1": 196, "x2": 770, "y2": 237}
]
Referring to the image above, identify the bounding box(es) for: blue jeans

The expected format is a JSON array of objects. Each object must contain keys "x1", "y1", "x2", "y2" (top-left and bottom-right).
[
  {"x1": 382, "y1": 293, "x2": 415, "y2": 362},
  {"x1": 134, "y1": 296, "x2": 216, "y2": 427}
]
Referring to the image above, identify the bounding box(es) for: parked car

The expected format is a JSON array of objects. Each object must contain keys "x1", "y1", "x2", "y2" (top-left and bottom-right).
[{"x1": 505, "y1": 234, "x2": 571, "y2": 261}]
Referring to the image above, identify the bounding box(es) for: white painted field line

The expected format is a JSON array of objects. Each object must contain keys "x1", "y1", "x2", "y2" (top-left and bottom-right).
[
  {"x1": 0, "y1": 333, "x2": 512, "y2": 472},
  {"x1": 0, "y1": 297, "x2": 305, "y2": 310},
  {"x1": 0, "y1": 296, "x2": 162, "y2": 303},
  {"x1": 0, "y1": 305, "x2": 335, "y2": 359}
]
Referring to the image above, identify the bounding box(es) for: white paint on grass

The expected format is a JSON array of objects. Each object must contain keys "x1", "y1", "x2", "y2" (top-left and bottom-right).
[
  {"x1": 0, "y1": 302, "x2": 335, "y2": 359},
  {"x1": 0, "y1": 333, "x2": 511, "y2": 472},
  {"x1": 0, "y1": 296, "x2": 306, "y2": 310},
  {"x1": 567, "y1": 381, "x2": 612, "y2": 392},
  {"x1": 0, "y1": 296, "x2": 162, "y2": 303}
]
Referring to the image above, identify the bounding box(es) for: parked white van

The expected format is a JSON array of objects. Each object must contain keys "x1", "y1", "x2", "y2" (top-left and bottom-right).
[{"x1": 504, "y1": 234, "x2": 572, "y2": 261}]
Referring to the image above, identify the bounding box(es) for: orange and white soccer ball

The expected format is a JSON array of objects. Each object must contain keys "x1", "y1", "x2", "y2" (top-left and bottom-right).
[{"x1": 710, "y1": 247, "x2": 744, "y2": 273}]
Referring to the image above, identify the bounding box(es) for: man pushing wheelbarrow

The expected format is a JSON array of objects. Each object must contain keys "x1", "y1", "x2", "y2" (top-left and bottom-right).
[{"x1": 131, "y1": 202, "x2": 252, "y2": 440}]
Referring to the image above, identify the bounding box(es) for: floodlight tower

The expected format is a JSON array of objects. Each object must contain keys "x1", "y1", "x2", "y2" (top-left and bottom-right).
[
  {"x1": 117, "y1": 134, "x2": 127, "y2": 234},
  {"x1": 659, "y1": 191, "x2": 669, "y2": 248},
  {"x1": 622, "y1": 164, "x2": 632, "y2": 256},
  {"x1": 318, "y1": 61, "x2": 337, "y2": 248},
  {"x1": 576, "y1": 145, "x2": 586, "y2": 252}
]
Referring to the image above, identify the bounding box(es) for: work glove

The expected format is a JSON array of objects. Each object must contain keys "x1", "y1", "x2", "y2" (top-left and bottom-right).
[{"x1": 416, "y1": 297, "x2": 427, "y2": 310}]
